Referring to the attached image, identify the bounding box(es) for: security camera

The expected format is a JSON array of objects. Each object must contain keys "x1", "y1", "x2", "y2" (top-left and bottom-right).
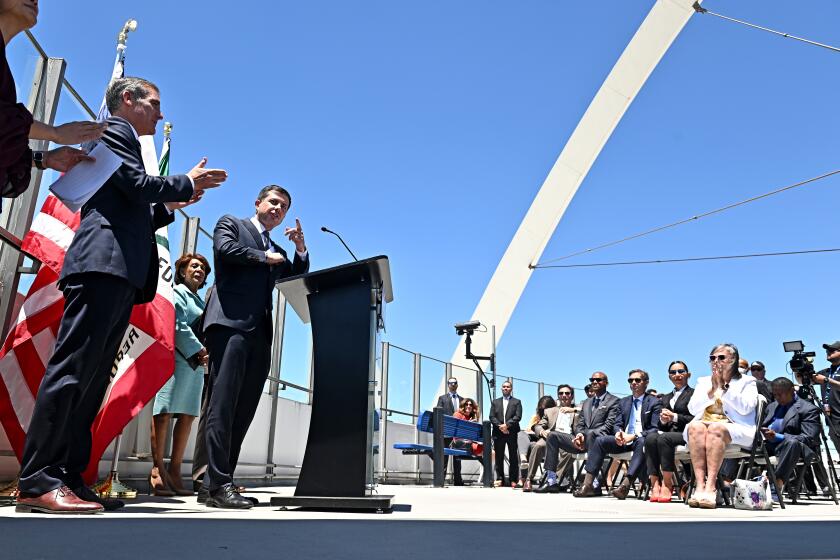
[{"x1": 454, "y1": 320, "x2": 481, "y2": 335}]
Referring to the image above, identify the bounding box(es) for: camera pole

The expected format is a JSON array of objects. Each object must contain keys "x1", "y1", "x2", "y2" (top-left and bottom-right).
[
  {"x1": 463, "y1": 331, "x2": 495, "y2": 406},
  {"x1": 491, "y1": 325, "x2": 497, "y2": 401},
  {"x1": 803, "y1": 382, "x2": 840, "y2": 500}
]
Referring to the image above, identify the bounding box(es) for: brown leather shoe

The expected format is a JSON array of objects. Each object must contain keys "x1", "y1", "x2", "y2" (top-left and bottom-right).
[
  {"x1": 573, "y1": 483, "x2": 598, "y2": 498},
  {"x1": 612, "y1": 481, "x2": 631, "y2": 500},
  {"x1": 16, "y1": 486, "x2": 104, "y2": 514}
]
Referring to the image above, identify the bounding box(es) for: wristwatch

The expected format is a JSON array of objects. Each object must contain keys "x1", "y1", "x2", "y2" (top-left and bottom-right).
[{"x1": 32, "y1": 151, "x2": 46, "y2": 170}]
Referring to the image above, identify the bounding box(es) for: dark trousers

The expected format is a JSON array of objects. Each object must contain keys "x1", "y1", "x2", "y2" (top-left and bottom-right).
[
  {"x1": 829, "y1": 417, "x2": 840, "y2": 461},
  {"x1": 443, "y1": 437, "x2": 462, "y2": 484},
  {"x1": 493, "y1": 431, "x2": 518, "y2": 483},
  {"x1": 191, "y1": 373, "x2": 211, "y2": 482},
  {"x1": 766, "y1": 438, "x2": 811, "y2": 482},
  {"x1": 18, "y1": 273, "x2": 136, "y2": 495},
  {"x1": 586, "y1": 434, "x2": 646, "y2": 480},
  {"x1": 203, "y1": 324, "x2": 271, "y2": 492},
  {"x1": 644, "y1": 431, "x2": 685, "y2": 475}
]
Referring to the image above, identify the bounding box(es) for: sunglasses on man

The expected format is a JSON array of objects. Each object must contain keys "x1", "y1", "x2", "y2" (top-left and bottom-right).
[{"x1": 589, "y1": 377, "x2": 606, "y2": 383}]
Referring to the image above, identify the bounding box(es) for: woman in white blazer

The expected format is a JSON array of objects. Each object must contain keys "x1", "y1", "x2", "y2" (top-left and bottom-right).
[{"x1": 683, "y1": 343, "x2": 758, "y2": 509}]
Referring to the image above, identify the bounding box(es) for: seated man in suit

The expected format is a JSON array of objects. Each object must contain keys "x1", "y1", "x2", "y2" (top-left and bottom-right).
[
  {"x1": 528, "y1": 385, "x2": 578, "y2": 491},
  {"x1": 436, "y1": 377, "x2": 463, "y2": 485},
  {"x1": 761, "y1": 377, "x2": 820, "y2": 494},
  {"x1": 576, "y1": 369, "x2": 661, "y2": 499},
  {"x1": 16, "y1": 76, "x2": 226, "y2": 514},
  {"x1": 535, "y1": 372, "x2": 620, "y2": 493}
]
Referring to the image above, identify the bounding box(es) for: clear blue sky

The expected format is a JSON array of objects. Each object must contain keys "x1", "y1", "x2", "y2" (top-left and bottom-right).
[{"x1": 10, "y1": 1, "x2": 840, "y2": 417}]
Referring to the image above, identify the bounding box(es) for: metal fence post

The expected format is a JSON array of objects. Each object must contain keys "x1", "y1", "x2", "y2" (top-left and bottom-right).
[
  {"x1": 379, "y1": 341, "x2": 389, "y2": 480},
  {"x1": 265, "y1": 288, "x2": 287, "y2": 479},
  {"x1": 0, "y1": 57, "x2": 65, "y2": 338},
  {"x1": 538, "y1": 382, "x2": 545, "y2": 400},
  {"x1": 413, "y1": 352, "x2": 422, "y2": 481},
  {"x1": 179, "y1": 216, "x2": 200, "y2": 256}
]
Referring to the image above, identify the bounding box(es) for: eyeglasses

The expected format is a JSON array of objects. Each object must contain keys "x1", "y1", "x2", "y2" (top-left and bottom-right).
[
  {"x1": 669, "y1": 369, "x2": 687, "y2": 375},
  {"x1": 628, "y1": 378, "x2": 644, "y2": 384},
  {"x1": 709, "y1": 354, "x2": 730, "y2": 362},
  {"x1": 589, "y1": 378, "x2": 607, "y2": 383},
  {"x1": 448, "y1": 381, "x2": 458, "y2": 385},
  {"x1": 749, "y1": 367, "x2": 764, "y2": 372},
  {"x1": 558, "y1": 391, "x2": 572, "y2": 396}
]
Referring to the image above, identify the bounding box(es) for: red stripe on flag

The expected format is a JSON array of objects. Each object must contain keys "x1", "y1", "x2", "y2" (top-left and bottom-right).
[
  {"x1": 0, "y1": 375, "x2": 26, "y2": 462},
  {"x1": 13, "y1": 339, "x2": 46, "y2": 397}
]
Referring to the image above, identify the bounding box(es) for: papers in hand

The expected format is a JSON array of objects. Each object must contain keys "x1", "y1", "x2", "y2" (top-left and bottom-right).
[{"x1": 48, "y1": 142, "x2": 123, "y2": 212}]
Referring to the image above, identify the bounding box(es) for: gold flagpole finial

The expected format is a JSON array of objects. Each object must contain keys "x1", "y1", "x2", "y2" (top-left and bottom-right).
[
  {"x1": 118, "y1": 19, "x2": 138, "y2": 49},
  {"x1": 163, "y1": 122, "x2": 173, "y2": 138}
]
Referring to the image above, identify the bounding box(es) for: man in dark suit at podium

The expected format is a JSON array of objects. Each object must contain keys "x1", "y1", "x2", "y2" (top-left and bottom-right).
[
  {"x1": 202, "y1": 185, "x2": 309, "y2": 508},
  {"x1": 16, "y1": 77, "x2": 227, "y2": 515},
  {"x1": 490, "y1": 380, "x2": 522, "y2": 487},
  {"x1": 436, "y1": 377, "x2": 463, "y2": 484}
]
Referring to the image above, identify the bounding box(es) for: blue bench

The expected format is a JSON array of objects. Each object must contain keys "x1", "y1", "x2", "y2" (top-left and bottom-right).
[{"x1": 394, "y1": 407, "x2": 493, "y2": 487}]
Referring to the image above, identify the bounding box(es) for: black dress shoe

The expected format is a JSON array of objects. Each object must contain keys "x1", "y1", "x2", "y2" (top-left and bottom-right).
[
  {"x1": 72, "y1": 485, "x2": 125, "y2": 511},
  {"x1": 533, "y1": 482, "x2": 561, "y2": 494},
  {"x1": 197, "y1": 486, "x2": 209, "y2": 503},
  {"x1": 205, "y1": 483, "x2": 252, "y2": 509}
]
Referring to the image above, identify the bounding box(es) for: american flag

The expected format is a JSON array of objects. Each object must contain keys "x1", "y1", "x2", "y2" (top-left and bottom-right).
[{"x1": 0, "y1": 158, "x2": 177, "y2": 484}]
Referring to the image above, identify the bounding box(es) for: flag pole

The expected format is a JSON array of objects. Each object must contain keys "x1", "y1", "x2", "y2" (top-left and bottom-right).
[{"x1": 94, "y1": 433, "x2": 138, "y2": 499}]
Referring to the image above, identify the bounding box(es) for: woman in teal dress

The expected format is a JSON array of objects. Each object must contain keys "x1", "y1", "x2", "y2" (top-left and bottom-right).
[{"x1": 149, "y1": 253, "x2": 211, "y2": 496}]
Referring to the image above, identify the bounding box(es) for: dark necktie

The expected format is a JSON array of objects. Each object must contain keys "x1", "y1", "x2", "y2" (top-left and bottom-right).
[
  {"x1": 592, "y1": 397, "x2": 600, "y2": 409},
  {"x1": 262, "y1": 231, "x2": 271, "y2": 250}
]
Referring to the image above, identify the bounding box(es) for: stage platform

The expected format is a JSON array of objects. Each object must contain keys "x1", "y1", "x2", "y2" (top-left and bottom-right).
[{"x1": 1, "y1": 484, "x2": 840, "y2": 559}]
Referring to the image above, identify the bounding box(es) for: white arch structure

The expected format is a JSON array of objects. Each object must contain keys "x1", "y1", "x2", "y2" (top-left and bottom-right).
[{"x1": 445, "y1": 0, "x2": 703, "y2": 399}]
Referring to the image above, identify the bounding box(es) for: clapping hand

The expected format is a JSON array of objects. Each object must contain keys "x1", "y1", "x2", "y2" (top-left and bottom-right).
[
  {"x1": 284, "y1": 218, "x2": 306, "y2": 253},
  {"x1": 188, "y1": 157, "x2": 228, "y2": 191},
  {"x1": 44, "y1": 147, "x2": 94, "y2": 172},
  {"x1": 51, "y1": 121, "x2": 108, "y2": 145}
]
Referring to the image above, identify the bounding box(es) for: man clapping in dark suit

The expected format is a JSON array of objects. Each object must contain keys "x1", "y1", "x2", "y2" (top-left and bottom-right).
[
  {"x1": 16, "y1": 77, "x2": 227, "y2": 515},
  {"x1": 201, "y1": 185, "x2": 309, "y2": 509},
  {"x1": 535, "y1": 371, "x2": 620, "y2": 493},
  {"x1": 576, "y1": 369, "x2": 661, "y2": 499},
  {"x1": 490, "y1": 379, "x2": 522, "y2": 487}
]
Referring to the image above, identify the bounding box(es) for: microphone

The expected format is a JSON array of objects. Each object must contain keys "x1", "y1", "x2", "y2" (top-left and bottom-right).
[{"x1": 321, "y1": 226, "x2": 359, "y2": 262}]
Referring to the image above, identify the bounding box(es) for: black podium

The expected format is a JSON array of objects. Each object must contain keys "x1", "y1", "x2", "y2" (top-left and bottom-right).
[{"x1": 270, "y1": 256, "x2": 394, "y2": 512}]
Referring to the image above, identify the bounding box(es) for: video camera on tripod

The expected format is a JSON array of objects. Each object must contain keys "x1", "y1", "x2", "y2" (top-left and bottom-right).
[{"x1": 783, "y1": 340, "x2": 817, "y2": 389}]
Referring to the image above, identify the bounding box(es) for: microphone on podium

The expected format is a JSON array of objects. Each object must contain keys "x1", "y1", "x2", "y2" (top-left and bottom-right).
[{"x1": 321, "y1": 226, "x2": 359, "y2": 262}]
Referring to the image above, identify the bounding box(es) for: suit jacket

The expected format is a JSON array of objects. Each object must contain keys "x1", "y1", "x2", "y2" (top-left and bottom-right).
[
  {"x1": 534, "y1": 406, "x2": 579, "y2": 439},
  {"x1": 436, "y1": 393, "x2": 461, "y2": 416},
  {"x1": 613, "y1": 393, "x2": 662, "y2": 437},
  {"x1": 204, "y1": 215, "x2": 309, "y2": 335},
  {"x1": 60, "y1": 116, "x2": 192, "y2": 303},
  {"x1": 755, "y1": 378, "x2": 773, "y2": 403},
  {"x1": 762, "y1": 397, "x2": 820, "y2": 451},
  {"x1": 658, "y1": 386, "x2": 694, "y2": 433},
  {"x1": 490, "y1": 396, "x2": 522, "y2": 435},
  {"x1": 574, "y1": 391, "x2": 620, "y2": 439}
]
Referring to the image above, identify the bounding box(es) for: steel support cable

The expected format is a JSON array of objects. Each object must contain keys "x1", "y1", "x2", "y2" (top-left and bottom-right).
[
  {"x1": 533, "y1": 169, "x2": 840, "y2": 268},
  {"x1": 532, "y1": 248, "x2": 840, "y2": 270},
  {"x1": 693, "y1": 2, "x2": 840, "y2": 54}
]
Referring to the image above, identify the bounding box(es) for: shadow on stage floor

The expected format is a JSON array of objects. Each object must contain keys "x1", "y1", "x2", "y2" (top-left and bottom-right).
[{"x1": 0, "y1": 518, "x2": 838, "y2": 560}]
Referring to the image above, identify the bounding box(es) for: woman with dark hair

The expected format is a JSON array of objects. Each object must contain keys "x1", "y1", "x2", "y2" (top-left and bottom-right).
[
  {"x1": 452, "y1": 398, "x2": 484, "y2": 457},
  {"x1": 517, "y1": 395, "x2": 557, "y2": 490},
  {"x1": 149, "y1": 253, "x2": 211, "y2": 495},
  {"x1": 684, "y1": 343, "x2": 758, "y2": 508},
  {"x1": 645, "y1": 360, "x2": 694, "y2": 502}
]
